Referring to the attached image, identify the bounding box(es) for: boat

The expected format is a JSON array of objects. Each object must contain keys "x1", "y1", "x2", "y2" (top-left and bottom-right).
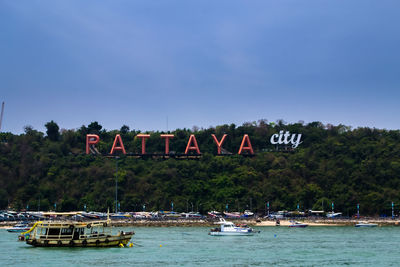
[
  {"x1": 223, "y1": 212, "x2": 241, "y2": 218},
  {"x1": 355, "y1": 222, "x2": 378, "y2": 227},
  {"x1": 207, "y1": 211, "x2": 222, "y2": 218},
  {"x1": 180, "y1": 212, "x2": 203, "y2": 219},
  {"x1": 326, "y1": 212, "x2": 342, "y2": 218},
  {"x1": 243, "y1": 210, "x2": 254, "y2": 217},
  {"x1": 209, "y1": 218, "x2": 256, "y2": 236},
  {"x1": 288, "y1": 221, "x2": 308, "y2": 228},
  {"x1": 18, "y1": 219, "x2": 134, "y2": 247},
  {"x1": 6, "y1": 222, "x2": 31, "y2": 232}
]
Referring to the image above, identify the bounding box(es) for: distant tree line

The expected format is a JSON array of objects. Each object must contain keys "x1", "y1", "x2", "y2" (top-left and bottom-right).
[{"x1": 1, "y1": 120, "x2": 400, "y2": 216}]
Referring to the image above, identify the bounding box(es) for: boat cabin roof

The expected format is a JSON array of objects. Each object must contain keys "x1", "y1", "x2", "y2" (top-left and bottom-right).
[{"x1": 36, "y1": 220, "x2": 108, "y2": 228}]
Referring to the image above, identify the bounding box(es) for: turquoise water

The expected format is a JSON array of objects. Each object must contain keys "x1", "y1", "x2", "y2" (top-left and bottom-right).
[{"x1": 1, "y1": 226, "x2": 400, "y2": 266}]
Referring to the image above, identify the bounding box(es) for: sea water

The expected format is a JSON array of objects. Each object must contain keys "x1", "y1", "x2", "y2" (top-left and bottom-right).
[{"x1": 1, "y1": 226, "x2": 400, "y2": 266}]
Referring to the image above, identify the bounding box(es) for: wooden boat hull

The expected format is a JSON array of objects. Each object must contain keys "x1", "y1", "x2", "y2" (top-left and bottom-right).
[{"x1": 26, "y1": 233, "x2": 134, "y2": 247}]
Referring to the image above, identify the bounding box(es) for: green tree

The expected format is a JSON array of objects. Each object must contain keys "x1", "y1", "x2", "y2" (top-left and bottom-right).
[{"x1": 45, "y1": 120, "x2": 60, "y2": 141}]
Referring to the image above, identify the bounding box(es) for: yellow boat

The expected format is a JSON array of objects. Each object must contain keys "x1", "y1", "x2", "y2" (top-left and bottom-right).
[{"x1": 19, "y1": 220, "x2": 134, "y2": 247}]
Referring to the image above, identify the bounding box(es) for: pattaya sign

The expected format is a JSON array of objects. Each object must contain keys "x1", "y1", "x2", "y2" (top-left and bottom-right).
[{"x1": 86, "y1": 131, "x2": 302, "y2": 155}]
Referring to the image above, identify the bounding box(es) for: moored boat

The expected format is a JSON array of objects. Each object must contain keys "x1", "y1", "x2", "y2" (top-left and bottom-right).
[
  {"x1": 288, "y1": 221, "x2": 308, "y2": 228},
  {"x1": 209, "y1": 218, "x2": 257, "y2": 236},
  {"x1": 6, "y1": 222, "x2": 31, "y2": 232},
  {"x1": 355, "y1": 222, "x2": 378, "y2": 227},
  {"x1": 19, "y1": 219, "x2": 134, "y2": 247}
]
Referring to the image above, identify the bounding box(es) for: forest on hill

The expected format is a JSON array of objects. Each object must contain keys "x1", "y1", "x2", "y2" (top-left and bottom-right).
[{"x1": 1, "y1": 120, "x2": 400, "y2": 217}]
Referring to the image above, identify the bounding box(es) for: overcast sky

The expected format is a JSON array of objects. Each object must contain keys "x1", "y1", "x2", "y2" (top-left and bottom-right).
[{"x1": 1, "y1": 0, "x2": 399, "y2": 134}]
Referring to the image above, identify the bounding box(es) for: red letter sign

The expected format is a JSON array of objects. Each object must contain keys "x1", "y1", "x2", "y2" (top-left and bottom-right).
[
  {"x1": 137, "y1": 134, "x2": 151, "y2": 154},
  {"x1": 211, "y1": 134, "x2": 227, "y2": 154},
  {"x1": 110, "y1": 134, "x2": 126, "y2": 155},
  {"x1": 238, "y1": 134, "x2": 254, "y2": 154},
  {"x1": 86, "y1": 134, "x2": 100, "y2": 154},
  {"x1": 161, "y1": 134, "x2": 174, "y2": 154},
  {"x1": 185, "y1": 134, "x2": 201, "y2": 154}
]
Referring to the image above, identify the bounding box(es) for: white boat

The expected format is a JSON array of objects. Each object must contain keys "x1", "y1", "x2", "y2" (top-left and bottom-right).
[
  {"x1": 243, "y1": 210, "x2": 254, "y2": 217},
  {"x1": 6, "y1": 222, "x2": 31, "y2": 232},
  {"x1": 288, "y1": 221, "x2": 308, "y2": 228},
  {"x1": 326, "y1": 212, "x2": 342, "y2": 218},
  {"x1": 209, "y1": 218, "x2": 256, "y2": 236},
  {"x1": 355, "y1": 222, "x2": 378, "y2": 227}
]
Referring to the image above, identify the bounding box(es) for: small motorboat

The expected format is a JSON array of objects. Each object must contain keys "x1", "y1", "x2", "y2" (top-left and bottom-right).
[
  {"x1": 209, "y1": 218, "x2": 257, "y2": 236},
  {"x1": 355, "y1": 222, "x2": 378, "y2": 227},
  {"x1": 6, "y1": 222, "x2": 31, "y2": 233},
  {"x1": 243, "y1": 210, "x2": 254, "y2": 217},
  {"x1": 288, "y1": 221, "x2": 308, "y2": 228}
]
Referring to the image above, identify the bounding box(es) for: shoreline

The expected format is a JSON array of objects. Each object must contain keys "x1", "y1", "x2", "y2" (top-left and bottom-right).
[
  {"x1": 114, "y1": 219, "x2": 400, "y2": 227},
  {"x1": 1, "y1": 219, "x2": 400, "y2": 228}
]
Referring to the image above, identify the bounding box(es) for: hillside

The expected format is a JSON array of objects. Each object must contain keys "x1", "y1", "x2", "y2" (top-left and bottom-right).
[{"x1": 1, "y1": 120, "x2": 400, "y2": 216}]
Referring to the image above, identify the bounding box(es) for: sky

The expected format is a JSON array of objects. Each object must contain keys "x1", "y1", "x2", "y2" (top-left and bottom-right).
[{"x1": 1, "y1": 0, "x2": 400, "y2": 134}]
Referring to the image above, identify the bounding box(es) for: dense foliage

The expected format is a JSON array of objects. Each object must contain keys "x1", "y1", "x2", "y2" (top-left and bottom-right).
[{"x1": 1, "y1": 120, "x2": 400, "y2": 216}]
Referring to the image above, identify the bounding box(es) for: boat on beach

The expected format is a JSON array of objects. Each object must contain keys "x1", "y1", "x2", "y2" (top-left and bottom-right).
[
  {"x1": 207, "y1": 211, "x2": 223, "y2": 218},
  {"x1": 6, "y1": 222, "x2": 31, "y2": 232},
  {"x1": 288, "y1": 221, "x2": 308, "y2": 228},
  {"x1": 19, "y1": 219, "x2": 134, "y2": 247},
  {"x1": 223, "y1": 212, "x2": 241, "y2": 218},
  {"x1": 243, "y1": 210, "x2": 254, "y2": 217},
  {"x1": 209, "y1": 218, "x2": 257, "y2": 236},
  {"x1": 355, "y1": 222, "x2": 378, "y2": 227}
]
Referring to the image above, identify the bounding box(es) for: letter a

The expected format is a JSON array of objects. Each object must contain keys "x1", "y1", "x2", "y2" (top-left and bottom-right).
[
  {"x1": 185, "y1": 135, "x2": 201, "y2": 154},
  {"x1": 110, "y1": 134, "x2": 126, "y2": 155},
  {"x1": 238, "y1": 134, "x2": 254, "y2": 155},
  {"x1": 211, "y1": 134, "x2": 227, "y2": 154}
]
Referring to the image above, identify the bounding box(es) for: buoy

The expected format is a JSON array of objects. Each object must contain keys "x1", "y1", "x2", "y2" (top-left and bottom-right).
[
  {"x1": 119, "y1": 243, "x2": 124, "y2": 248},
  {"x1": 129, "y1": 243, "x2": 133, "y2": 248},
  {"x1": 160, "y1": 244, "x2": 162, "y2": 247}
]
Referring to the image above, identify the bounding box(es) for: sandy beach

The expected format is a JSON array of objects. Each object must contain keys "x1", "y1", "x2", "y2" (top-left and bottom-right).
[
  {"x1": 256, "y1": 219, "x2": 400, "y2": 227},
  {"x1": 256, "y1": 220, "x2": 341, "y2": 226}
]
